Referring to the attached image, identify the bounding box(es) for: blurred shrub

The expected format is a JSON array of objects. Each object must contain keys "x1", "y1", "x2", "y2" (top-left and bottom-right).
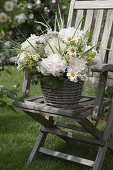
[{"x1": 0, "y1": 0, "x2": 69, "y2": 64}]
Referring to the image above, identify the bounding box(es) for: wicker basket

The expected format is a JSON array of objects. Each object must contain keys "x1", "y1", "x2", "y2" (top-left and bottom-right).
[{"x1": 41, "y1": 80, "x2": 84, "y2": 107}]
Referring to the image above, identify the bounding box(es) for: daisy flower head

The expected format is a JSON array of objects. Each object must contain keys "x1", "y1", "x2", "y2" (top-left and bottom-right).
[
  {"x1": 67, "y1": 46, "x2": 76, "y2": 56},
  {"x1": 69, "y1": 57, "x2": 87, "y2": 72},
  {"x1": 67, "y1": 69, "x2": 78, "y2": 82},
  {"x1": 58, "y1": 27, "x2": 76, "y2": 43},
  {"x1": 65, "y1": 55, "x2": 71, "y2": 62},
  {"x1": 4, "y1": 1, "x2": 14, "y2": 12}
]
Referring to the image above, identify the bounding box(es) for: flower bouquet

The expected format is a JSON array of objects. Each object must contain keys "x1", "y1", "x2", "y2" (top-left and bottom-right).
[{"x1": 17, "y1": 27, "x2": 99, "y2": 106}]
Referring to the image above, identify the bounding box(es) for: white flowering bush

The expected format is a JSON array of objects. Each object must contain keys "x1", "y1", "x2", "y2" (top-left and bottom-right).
[
  {"x1": 0, "y1": 0, "x2": 68, "y2": 65},
  {"x1": 17, "y1": 27, "x2": 99, "y2": 86}
]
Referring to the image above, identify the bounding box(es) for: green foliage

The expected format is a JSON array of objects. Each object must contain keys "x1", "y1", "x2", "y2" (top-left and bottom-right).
[
  {"x1": 105, "y1": 86, "x2": 113, "y2": 98},
  {"x1": 41, "y1": 75, "x2": 65, "y2": 89}
]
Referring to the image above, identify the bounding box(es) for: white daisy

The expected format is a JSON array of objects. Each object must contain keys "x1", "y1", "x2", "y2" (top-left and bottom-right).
[
  {"x1": 67, "y1": 46, "x2": 77, "y2": 56},
  {"x1": 58, "y1": 27, "x2": 76, "y2": 42},
  {"x1": 67, "y1": 69, "x2": 78, "y2": 82}
]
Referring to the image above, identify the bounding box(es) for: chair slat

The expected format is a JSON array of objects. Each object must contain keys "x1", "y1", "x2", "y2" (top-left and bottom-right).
[
  {"x1": 108, "y1": 39, "x2": 113, "y2": 79},
  {"x1": 74, "y1": 10, "x2": 84, "y2": 30},
  {"x1": 67, "y1": 0, "x2": 75, "y2": 27},
  {"x1": 84, "y1": 10, "x2": 94, "y2": 32},
  {"x1": 74, "y1": 1, "x2": 113, "y2": 10},
  {"x1": 99, "y1": 10, "x2": 113, "y2": 61},
  {"x1": 108, "y1": 39, "x2": 113, "y2": 64},
  {"x1": 92, "y1": 10, "x2": 104, "y2": 46}
]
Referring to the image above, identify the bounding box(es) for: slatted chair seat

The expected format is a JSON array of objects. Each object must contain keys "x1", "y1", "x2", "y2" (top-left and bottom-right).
[
  {"x1": 14, "y1": 96, "x2": 111, "y2": 120},
  {"x1": 14, "y1": 1, "x2": 113, "y2": 170}
]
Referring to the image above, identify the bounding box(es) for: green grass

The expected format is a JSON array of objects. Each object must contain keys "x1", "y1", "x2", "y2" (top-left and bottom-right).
[{"x1": 0, "y1": 66, "x2": 113, "y2": 170}]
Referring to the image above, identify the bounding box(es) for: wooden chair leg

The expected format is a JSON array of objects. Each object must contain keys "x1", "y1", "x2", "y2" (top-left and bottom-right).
[
  {"x1": 92, "y1": 143, "x2": 108, "y2": 170},
  {"x1": 93, "y1": 99, "x2": 113, "y2": 169},
  {"x1": 79, "y1": 118, "x2": 102, "y2": 139},
  {"x1": 109, "y1": 142, "x2": 113, "y2": 153},
  {"x1": 27, "y1": 129, "x2": 48, "y2": 165}
]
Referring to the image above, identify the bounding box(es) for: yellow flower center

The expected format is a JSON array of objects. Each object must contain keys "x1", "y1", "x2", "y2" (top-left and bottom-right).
[
  {"x1": 1, "y1": 16, "x2": 6, "y2": 20},
  {"x1": 70, "y1": 48, "x2": 75, "y2": 53},
  {"x1": 70, "y1": 71, "x2": 75, "y2": 77},
  {"x1": 65, "y1": 55, "x2": 71, "y2": 61},
  {"x1": 66, "y1": 36, "x2": 72, "y2": 41},
  {"x1": 7, "y1": 4, "x2": 11, "y2": 8}
]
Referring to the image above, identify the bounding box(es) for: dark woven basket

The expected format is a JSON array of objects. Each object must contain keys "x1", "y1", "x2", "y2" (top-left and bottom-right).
[{"x1": 41, "y1": 80, "x2": 84, "y2": 107}]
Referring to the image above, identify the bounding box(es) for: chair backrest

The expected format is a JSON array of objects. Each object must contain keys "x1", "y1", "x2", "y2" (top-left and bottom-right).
[
  {"x1": 67, "y1": 0, "x2": 113, "y2": 85},
  {"x1": 22, "y1": 0, "x2": 113, "y2": 97}
]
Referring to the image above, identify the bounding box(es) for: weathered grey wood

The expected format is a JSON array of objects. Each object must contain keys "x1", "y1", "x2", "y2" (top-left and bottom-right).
[
  {"x1": 91, "y1": 64, "x2": 113, "y2": 72},
  {"x1": 41, "y1": 126, "x2": 105, "y2": 146},
  {"x1": 99, "y1": 10, "x2": 113, "y2": 62},
  {"x1": 108, "y1": 39, "x2": 113, "y2": 81},
  {"x1": 14, "y1": 99, "x2": 93, "y2": 120},
  {"x1": 84, "y1": 10, "x2": 94, "y2": 32},
  {"x1": 27, "y1": 130, "x2": 48, "y2": 165},
  {"x1": 102, "y1": 99, "x2": 113, "y2": 142},
  {"x1": 108, "y1": 39, "x2": 113, "y2": 65},
  {"x1": 91, "y1": 10, "x2": 104, "y2": 46},
  {"x1": 92, "y1": 71, "x2": 108, "y2": 120},
  {"x1": 39, "y1": 147, "x2": 94, "y2": 167},
  {"x1": 74, "y1": 1, "x2": 113, "y2": 9},
  {"x1": 54, "y1": 121, "x2": 87, "y2": 132},
  {"x1": 74, "y1": 10, "x2": 84, "y2": 29},
  {"x1": 67, "y1": 0, "x2": 76, "y2": 27},
  {"x1": 108, "y1": 142, "x2": 113, "y2": 153},
  {"x1": 92, "y1": 143, "x2": 108, "y2": 170},
  {"x1": 79, "y1": 118, "x2": 103, "y2": 139},
  {"x1": 92, "y1": 98, "x2": 113, "y2": 169},
  {"x1": 22, "y1": 109, "x2": 70, "y2": 143},
  {"x1": 22, "y1": 69, "x2": 31, "y2": 97}
]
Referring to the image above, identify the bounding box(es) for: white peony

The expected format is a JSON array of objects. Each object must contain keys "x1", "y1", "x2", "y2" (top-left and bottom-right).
[
  {"x1": 21, "y1": 34, "x2": 39, "y2": 53},
  {"x1": 45, "y1": 38, "x2": 66, "y2": 55},
  {"x1": 39, "y1": 54, "x2": 67, "y2": 76}
]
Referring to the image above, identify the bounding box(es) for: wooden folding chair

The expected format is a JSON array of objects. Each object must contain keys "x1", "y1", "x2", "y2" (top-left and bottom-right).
[{"x1": 14, "y1": 1, "x2": 113, "y2": 169}]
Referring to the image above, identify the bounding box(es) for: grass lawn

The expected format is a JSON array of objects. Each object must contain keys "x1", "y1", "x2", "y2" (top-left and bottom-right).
[{"x1": 0, "y1": 66, "x2": 113, "y2": 170}]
